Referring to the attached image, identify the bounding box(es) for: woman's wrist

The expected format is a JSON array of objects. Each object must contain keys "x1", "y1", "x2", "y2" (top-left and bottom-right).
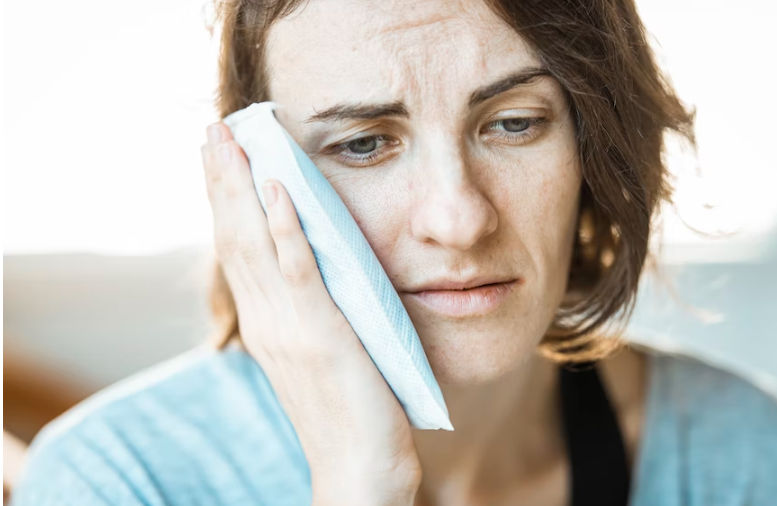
[
  {"x1": 312, "y1": 486, "x2": 418, "y2": 506},
  {"x1": 311, "y1": 465, "x2": 422, "y2": 506}
]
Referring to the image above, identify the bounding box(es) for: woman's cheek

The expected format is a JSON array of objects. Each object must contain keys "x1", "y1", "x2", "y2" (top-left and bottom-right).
[
  {"x1": 327, "y1": 170, "x2": 407, "y2": 266},
  {"x1": 536, "y1": 158, "x2": 583, "y2": 306}
]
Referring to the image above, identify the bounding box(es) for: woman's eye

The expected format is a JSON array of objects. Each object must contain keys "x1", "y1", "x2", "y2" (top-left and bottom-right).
[
  {"x1": 500, "y1": 118, "x2": 532, "y2": 132},
  {"x1": 483, "y1": 116, "x2": 546, "y2": 143},
  {"x1": 332, "y1": 134, "x2": 398, "y2": 166},
  {"x1": 347, "y1": 136, "x2": 380, "y2": 154}
]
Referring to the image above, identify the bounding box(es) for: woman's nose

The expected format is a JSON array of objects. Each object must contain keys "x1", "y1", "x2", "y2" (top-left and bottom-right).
[{"x1": 409, "y1": 139, "x2": 498, "y2": 251}]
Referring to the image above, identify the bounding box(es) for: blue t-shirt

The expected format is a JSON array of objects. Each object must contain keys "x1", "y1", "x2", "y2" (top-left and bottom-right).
[{"x1": 11, "y1": 344, "x2": 777, "y2": 506}]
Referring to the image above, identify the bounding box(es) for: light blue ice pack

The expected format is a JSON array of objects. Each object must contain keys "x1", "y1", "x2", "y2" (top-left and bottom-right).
[{"x1": 223, "y1": 102, "x2": 452, "y2": 430}]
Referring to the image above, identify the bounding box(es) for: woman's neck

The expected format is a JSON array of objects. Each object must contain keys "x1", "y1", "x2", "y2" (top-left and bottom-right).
[
  {"x1": 411, "y1": 351, "x2": 567, "y2": 505},
  {"x1": 411, "y1": 346, "x2": 648, "y2": 506}
]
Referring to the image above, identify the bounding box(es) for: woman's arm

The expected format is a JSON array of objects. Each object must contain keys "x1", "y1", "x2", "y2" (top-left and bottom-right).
[
  {"x1": 201, "y1": 122, "x2": 421, "y2": 506},
  {"x1": 10, "y1": 437, "x2": 143, "y2": 506}
]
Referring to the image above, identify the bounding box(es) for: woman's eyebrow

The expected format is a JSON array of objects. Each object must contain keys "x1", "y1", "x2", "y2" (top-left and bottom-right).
[
  {"x1": 302, "y1": 66, "x2": 550, "y2": 124},
  {"x1": 468, "y1": 66, "x2": 550, "y2": 108},
  {"x1": 303, "y1": 101, "x2": 409, "y2": 124}
]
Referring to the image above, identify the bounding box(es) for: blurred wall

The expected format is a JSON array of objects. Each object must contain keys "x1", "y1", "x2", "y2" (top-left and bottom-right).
[{"x1": 4, "y1": 248, "x2": 214, "y2": 389}]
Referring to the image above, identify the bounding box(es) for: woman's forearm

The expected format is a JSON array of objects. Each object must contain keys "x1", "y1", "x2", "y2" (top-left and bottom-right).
[{"x1": 311, "y1": 463, "x2": 421, "y2": 506}]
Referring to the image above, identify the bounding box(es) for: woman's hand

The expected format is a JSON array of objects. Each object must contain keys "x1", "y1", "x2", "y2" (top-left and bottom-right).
[{"x1": 200, "y1": 122, "x2": 421, "y2": 506}]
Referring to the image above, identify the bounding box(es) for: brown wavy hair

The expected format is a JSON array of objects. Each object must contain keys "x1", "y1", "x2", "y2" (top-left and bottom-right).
[{"x1": 206, "y1": 0, "x2": 695, "y2": 363}]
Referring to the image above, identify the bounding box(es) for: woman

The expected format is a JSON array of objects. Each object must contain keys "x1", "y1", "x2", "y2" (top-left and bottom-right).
[{"x1": 12, "y1": 0, "x2": 777, "y2": 504}]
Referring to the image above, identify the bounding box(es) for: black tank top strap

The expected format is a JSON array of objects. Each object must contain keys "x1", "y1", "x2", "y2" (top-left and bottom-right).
[{"x1": 559, "y1": 361, "x2": 631, "y2": 506}]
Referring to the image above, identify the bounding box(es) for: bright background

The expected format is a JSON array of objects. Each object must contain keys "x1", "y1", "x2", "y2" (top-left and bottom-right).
[{"x1": 4, "y1": 0, "x2": 777, "y2": 258}]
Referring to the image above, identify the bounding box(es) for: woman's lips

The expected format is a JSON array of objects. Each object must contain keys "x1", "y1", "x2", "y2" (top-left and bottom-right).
[{"x1": 404, "y1": 280, "x2": 519, "y2": 317}]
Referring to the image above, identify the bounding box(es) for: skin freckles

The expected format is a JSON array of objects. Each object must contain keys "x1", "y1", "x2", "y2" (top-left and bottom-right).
[
  {"x1": 266, "y1": 0, "x2": 582, "y2": 386},
  {"x1": 256, "y1": 2, "x2": 621, "y2": 503}
]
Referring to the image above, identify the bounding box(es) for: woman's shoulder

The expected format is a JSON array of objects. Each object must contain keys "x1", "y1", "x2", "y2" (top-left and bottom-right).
[
  {"x1": 12, "y1": 344, "x2": 311, "y2": 506},
  {"x1": 647, "y1": 347, "x2": 777, "y2": 428},
  {"x1": 632, "y1": 346, "x2": 777, "y2": 505}
]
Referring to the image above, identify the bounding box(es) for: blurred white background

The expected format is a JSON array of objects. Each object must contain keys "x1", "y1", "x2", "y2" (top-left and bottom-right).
[
  {"x1": 4, "y1": 0, "x2": 218, "y2": 256},
  {"x1": 4, "y1": 0, "x2": 777, "y2": 257},
  {"x1": 3, "y1": 0, "x2": 777, "y2": 393}
]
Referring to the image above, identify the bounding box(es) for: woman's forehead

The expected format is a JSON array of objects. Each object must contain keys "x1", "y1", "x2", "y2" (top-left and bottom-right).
[{"x1": 265, "y1": 0, "x2": 541, "y2": 117}]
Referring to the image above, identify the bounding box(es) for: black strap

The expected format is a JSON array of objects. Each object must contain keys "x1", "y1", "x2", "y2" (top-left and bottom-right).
[{"x1": 559, "y1": 362, "x2": 631, "y2": 506}]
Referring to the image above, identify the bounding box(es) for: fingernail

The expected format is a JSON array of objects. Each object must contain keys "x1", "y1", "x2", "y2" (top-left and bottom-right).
[
  {"x1": 263, "y1": 182, "x2": 278, "y2": 206},
  {"x1": 207, "y1": 124, "x2": 222, "y2": 144},
  {"x1": 218, "y1": 143, "x2": 231, "y2": 164}
]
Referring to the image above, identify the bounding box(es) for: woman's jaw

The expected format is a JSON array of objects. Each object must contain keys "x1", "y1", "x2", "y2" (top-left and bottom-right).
[{"x1": 265, "y1": 0, "x2": 582, "y2": 386}]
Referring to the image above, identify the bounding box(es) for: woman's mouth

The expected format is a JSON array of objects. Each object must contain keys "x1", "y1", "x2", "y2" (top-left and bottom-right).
[{"x1": 404, "y1": 279, "x2": 520, "y2": 318}]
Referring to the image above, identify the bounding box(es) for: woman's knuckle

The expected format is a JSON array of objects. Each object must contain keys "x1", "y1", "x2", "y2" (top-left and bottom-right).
[
  {"x1": 215, "y1": 231, "x2": 237, "y2": 257},
  {"x1": 269, "y1": 219, "x2": 295, "y2": 239},
  {"x1": 202, "y1": 152, "x2": 219, "y2": 177},
  {"x1": 236, "y1": 240, "x2": 262, "y2": 265},
  {"x1": 222, "y1": 177, "x2": 240, "y2": 200},
  {"x1": 280, "y1": 257, "x2": 311, "y2": 286},
  {"x1": 206, "y1": 164, "x2": 222, "y2": 187},
  {"x1": 328, "y1": 311, "x2": 353, "y2": 337}
]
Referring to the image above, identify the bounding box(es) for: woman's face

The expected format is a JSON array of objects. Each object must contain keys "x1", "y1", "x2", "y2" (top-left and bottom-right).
[{"x1": 266, "y1": 0, "x2": 582, "y2": 385}]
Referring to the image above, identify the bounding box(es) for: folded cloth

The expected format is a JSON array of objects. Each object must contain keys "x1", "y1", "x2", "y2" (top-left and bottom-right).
[{"x1": 223, "y1": 101, "x2": 452, "y2": 430}]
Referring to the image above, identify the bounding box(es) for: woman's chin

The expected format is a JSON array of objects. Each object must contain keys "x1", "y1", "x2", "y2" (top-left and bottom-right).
[{"x1": 422, "y1": 332, "x2": 540, "y2": 387}]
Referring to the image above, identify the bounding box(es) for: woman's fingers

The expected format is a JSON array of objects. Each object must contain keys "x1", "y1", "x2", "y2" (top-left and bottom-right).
[
  {"x1": 198, "y1": 123, "x2": 420, "y2": 496},
  {"x1": 207, "y1": 122, "x2": 231, "y2": 144},
  {"x1": 203, "y1": 124, "x2": 277, "y2": 273},
  {"x1": 200, "y1": 122, "x2": 340, "y2": 340},
  {"x1": 262, "y1": 180, "x2": 315, "y2": 288},
  {"x1": 262, "y1": 179, "x2": 342, "y2": 327}
]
